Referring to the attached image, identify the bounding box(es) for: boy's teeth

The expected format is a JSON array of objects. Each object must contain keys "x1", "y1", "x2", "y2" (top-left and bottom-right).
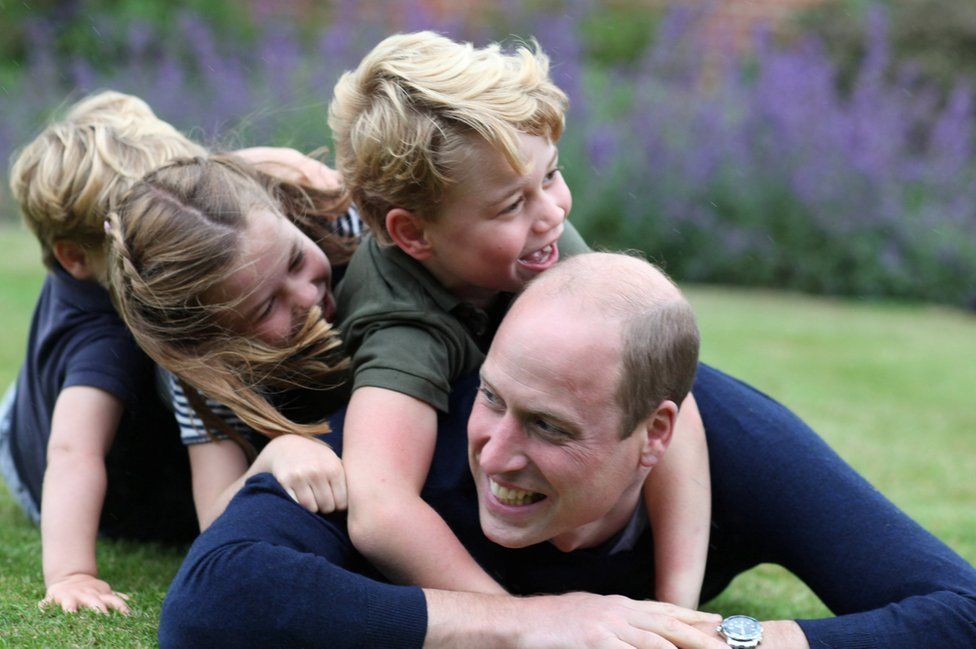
[
  {"x1": 522, "y1": 244, "x2": 552, "y2": 264},
  {"x1": 490, "y1": 479, "x2": 543, "y2": 506}
]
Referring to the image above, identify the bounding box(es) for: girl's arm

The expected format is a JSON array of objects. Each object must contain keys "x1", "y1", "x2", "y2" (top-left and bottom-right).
[
  {"x1": 40, "y1": 386, "x2": 129, "y2": 614},
  {"x1": 233, "y1": 147, "x2": 341, "y2": 192},
  {"x1": 343, "y1": 386, "x2": 505, "y2": 593},
  {"x1": 643, "y1": 393, "x2": 711, "y2": 608},
  {"x1": 190, "y1": 435, "x2": 347, "y2": 531},
  {"x1": 188, "y1": 440, "x2": 249, "y2": 530}
]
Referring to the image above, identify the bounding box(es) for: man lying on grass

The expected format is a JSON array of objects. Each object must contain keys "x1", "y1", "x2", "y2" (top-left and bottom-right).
[{"x1": 157, "y1": 253, "x2": 976, "y2": 648}]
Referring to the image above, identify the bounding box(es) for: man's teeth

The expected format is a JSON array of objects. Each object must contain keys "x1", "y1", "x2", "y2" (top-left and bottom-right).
[
  {"x1": 490, "y1": 480, "x2": 543, "y2": 506},
  {"x1": 521, "y1": 244, "x2": 552, "y2": 264}
]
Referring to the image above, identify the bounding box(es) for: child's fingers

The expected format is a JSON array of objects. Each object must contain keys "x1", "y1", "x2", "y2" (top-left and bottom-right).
[
  {"x1": 311, "y1": 483, "x2": 337, "y2": 514},
  {"x1": 100, "y1": 592, "x2": 131, "y2": 615},
  {"x1": 330, "y1": 469, "x2": 348, "y2": 512},
  {"x1": 290, "y1": 482, "x2": 319, "y2": 513},
  {"x1": 284, "y1": 486, "x2": 300, "y2": 505}
]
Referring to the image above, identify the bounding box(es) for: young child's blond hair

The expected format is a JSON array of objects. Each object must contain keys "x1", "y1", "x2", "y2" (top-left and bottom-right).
[
  {"x1": 328, "y1": 31, "x2": 568, "y2": 243},
  {"x1": 8, "y1": 90, "x2": 207, "y2": 270},
  {"x1": 107, "y1": 155, "x2": 353, "y2": 442}
]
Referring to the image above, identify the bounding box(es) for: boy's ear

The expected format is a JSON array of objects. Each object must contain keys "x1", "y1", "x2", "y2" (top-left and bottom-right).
[
  {"x1": 636, "y1": 400, "x2": 678, "y2": 469},
  {"x1": 386, "y1": 208, "x2": 433, "y2": 261},
  {"x1": 52, "y1": 240, "x2": 96, "y2": 280}
]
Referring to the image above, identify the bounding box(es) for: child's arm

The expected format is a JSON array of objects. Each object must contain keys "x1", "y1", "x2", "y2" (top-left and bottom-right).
[
  {"x1": 190, "y1": 435, "x2": 346, "y2": 531},
  {"x1": 643, "y1": 393, "x2": 711, "y2": 609},
  {"x1": 344, "y1": 386, "x2": 506, "y2": 593},
  {"x1": 233, "y1": 147, "x2": 341, "y2": 192},
  {"x1": 39, "y1": 386, "x2": 130, "y2": 614}
]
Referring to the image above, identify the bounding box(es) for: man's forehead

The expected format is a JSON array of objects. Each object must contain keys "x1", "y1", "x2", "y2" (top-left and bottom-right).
[{"x1": 486, "y1": 305, "x2": 622, "y2": 415}]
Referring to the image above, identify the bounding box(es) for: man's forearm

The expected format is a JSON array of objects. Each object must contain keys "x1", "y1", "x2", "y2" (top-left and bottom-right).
[
  {"x1": 424, "y1": 589, "x2": 727, "y2": 649},
  {"x1": 759, "y1": 621, "x2": 810, "y2": 649}
]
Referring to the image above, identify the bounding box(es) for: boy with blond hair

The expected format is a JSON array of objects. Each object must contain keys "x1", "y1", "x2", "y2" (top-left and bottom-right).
[
  {"x1": 330, "y1": 32, "x2": 711, "y2": 606},
  {"x1": 1, "y1": 91, "x2": 207, "y2": 614}
]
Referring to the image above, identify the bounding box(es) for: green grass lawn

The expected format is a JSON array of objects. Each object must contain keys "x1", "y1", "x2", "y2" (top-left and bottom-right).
[{"x1": 0, "y1": 223, "x2": 973, "y2": 645}]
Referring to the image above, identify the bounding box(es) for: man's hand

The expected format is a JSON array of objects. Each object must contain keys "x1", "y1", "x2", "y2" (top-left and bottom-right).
[
  {"x1": 256, "y1": 435, "x2": 347, "y2": 515},
  {"x1": 425, "y1": 590, "x2": 727, "y2": 648},
  {"x1": 40, "y1": 573, "x2": 130, "y2": 615},
  {"x1": 521, "y1": 594, "x2": 727, "y2": 649}
]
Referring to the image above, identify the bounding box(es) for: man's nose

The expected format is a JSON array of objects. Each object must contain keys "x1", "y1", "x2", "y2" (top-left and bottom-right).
[{"x1": 477, "y1": 416, "x2": 529, "y2": 475}]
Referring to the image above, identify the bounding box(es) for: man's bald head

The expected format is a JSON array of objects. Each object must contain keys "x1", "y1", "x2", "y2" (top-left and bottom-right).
[{"x1": 513, "y1": 252, "x2": 700, "y2": 437}]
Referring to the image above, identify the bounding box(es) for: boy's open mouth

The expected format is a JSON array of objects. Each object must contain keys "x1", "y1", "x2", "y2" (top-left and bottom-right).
[{"x1": 517, "y1": 242, "x2": 558, "y2": 269}]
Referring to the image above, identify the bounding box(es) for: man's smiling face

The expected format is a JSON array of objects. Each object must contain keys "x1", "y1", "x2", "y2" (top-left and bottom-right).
[{"x1": 466, "y1": 290, "x2": 651, "y2": 552}]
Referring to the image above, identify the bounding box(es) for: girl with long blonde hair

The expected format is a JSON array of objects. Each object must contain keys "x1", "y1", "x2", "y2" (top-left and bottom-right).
[{"x1": 107, "y1": 154, "x2": 362, "y2": 528}]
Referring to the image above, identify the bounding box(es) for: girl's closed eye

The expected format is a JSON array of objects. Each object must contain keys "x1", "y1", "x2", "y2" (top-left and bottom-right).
[
  {"x1": 288, "y1": 247, "x2": 305, "y2": 272},
  {"x1": 258, "y1": 297, "x2": 276, "y2": 321}
]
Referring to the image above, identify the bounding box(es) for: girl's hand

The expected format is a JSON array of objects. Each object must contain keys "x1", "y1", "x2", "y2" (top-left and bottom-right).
[
  {"x1": 233, "y1": 147, "x2": 342, "y2": 192},
  {"x1": 257, "y1": 435, "x2": 347, "y2": 515},
  {"x1": 40, "y1": 573, "x2": 130, "y2": 615}
]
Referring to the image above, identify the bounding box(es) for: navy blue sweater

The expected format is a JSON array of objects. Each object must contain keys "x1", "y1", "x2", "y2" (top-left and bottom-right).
[{"x1": 159, "y1": 365, "x2": 976, "y2": 648}]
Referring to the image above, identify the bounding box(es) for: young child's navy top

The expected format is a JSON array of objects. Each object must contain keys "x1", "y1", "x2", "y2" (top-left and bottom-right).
[{"x1": 4, "y1": 265, "x2": 194, "y2": 540}]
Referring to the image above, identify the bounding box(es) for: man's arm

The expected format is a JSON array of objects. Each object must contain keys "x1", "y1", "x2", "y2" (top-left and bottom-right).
[
  {"x1": 343, "y1": 386, "x2": 505, "y2": 593},
  {"x1": 425, "y1": 589, "x2": 726, "y2": 648},
  {"x1": 40, "y1": 386, "x2": 129, "y2": 614},
  {"x1": 695, "y1": 364, "x2": 976, "y2": 648},
  {"x1": 160, "y1": 472, "x2": 727, "y2": 649}
]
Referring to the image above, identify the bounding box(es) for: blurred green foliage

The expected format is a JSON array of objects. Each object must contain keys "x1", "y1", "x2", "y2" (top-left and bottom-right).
[{"x1": 796, "y1": 0, "x2": 976, "y2": 95}]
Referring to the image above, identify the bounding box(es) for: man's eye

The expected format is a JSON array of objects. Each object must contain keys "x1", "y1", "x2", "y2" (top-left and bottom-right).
[
  {"x1": 479, "y1": 385, "x2": 502, "y2": 406},
  {"x1": 533, "y1": 418, "x2": 567, "y2": 438}
]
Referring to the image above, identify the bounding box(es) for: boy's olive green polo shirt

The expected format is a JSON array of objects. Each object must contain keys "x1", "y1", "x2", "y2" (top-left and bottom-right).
[{"x1": 335, "y1": 224, "x2": 589, "y2": 412}]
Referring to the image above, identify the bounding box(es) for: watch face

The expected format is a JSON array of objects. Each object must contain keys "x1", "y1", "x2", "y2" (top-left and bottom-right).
[{"x1": 721, "y1": 615, "x2": 762, "y2": 640}]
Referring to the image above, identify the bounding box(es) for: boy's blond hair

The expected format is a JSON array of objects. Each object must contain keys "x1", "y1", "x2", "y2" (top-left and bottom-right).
[
  {"x1": 107, "y1": 155, "x2": 353, "y2": 446},
  {"x1": 9, "y1": 90, "x2": 207, "y2": 269},
  {"x1": 328, "y1": 31, "x2": 568, "y2": 243}
]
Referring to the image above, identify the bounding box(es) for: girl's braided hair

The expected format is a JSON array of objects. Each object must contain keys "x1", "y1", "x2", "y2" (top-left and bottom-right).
[{"x1": 107, "y1": 154, "x2": 355, "y2": 444}]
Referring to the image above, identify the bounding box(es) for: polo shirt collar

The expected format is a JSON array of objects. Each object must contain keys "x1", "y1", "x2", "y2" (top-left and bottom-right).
[
  {"x1": 50, "y1": 263, "x2": 115, "y2": 314},
  {"x1": 380, "y1": 243, "x2": 502, "y2": 339}
]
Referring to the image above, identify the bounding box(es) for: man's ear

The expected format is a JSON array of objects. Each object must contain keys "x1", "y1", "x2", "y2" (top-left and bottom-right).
[
  {"x1": 386, "y1": 208, "x2": 433, "y2": 261},
  {"x1": 637, "y1": 400, "x2": 678, "y2": 469},
  {"x1": 52, "y1": 240, "x2": 96, "y2": 280}
]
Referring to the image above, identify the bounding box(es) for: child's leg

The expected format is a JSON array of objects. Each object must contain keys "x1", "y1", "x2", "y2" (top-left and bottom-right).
[{"x1": 0, "y1": 383, "x2": 40, "y2": 524}]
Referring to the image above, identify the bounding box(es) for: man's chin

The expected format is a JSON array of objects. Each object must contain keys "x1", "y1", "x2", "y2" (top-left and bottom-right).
[{"x1": 478, "y1": 509, "x2": 541, "y2": 549}]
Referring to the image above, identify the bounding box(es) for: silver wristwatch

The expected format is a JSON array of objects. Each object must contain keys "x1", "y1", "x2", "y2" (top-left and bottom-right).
[{"x1": 717, "y1": 615, "x2": 763, "y2": 648}]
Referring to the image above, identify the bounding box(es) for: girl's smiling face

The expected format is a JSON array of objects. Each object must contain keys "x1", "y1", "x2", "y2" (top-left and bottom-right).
[{"x1": 208, "y1": 208, "x2": 334, "y2": 345}]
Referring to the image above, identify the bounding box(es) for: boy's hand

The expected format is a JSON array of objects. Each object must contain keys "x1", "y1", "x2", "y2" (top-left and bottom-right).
[
  {"x1": 258, "y1": 435, "x2": 347, "y2": 515},
  {"x1": 40, "y1": 573, "x2": 130, "y2": 615}
]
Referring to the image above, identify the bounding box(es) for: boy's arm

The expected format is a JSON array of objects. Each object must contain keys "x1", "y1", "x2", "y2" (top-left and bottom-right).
[
  {"x1": 344, "y1": 386, "x2": 505, "y2": 593},
  {"x1": 40, "y1": 386, "x2": 130, "y2": 614},
  {"x1": 643, "y1": 393, "x2": 711, "y2": 608}
]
